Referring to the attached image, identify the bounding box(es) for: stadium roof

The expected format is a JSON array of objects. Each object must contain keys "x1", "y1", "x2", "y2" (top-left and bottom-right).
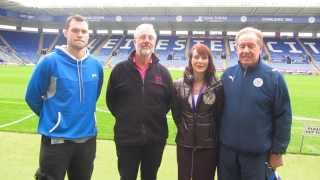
[
  {"x1": 0, "y1": 0, "x2": 320, "y2": 33},
  {"x1": 5, "y1": 0, "x2": 320, "y2": 8}
]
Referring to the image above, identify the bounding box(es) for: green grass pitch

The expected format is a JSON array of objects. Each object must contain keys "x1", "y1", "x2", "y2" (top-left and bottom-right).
[
  {"x1": 0, "y1": 65, "x2": 320, "y2": 154},
  {"x1": 0, "y1": 65, "x2": 320, "y2": 180}
]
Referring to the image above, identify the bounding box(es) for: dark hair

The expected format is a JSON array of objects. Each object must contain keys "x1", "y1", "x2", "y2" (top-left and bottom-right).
[
  {"x1": 184, "y1": 43, "x2": 217, "y2": 85},
  {"x1": 64, "y1": 15, "x2": 87, "y2": 30}
]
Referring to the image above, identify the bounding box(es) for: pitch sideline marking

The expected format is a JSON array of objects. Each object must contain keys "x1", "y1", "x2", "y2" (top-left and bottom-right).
[
  {"x1": 293, "y1": 116, "x2": 320, "y2": 122},
  {"x1": 0, "y1": 113, "x2": 35, "y2": 128},
  {"x1": 95, "y1": 107, "x2": 173, "y2": 119},
  {"x1": 1, "y1": 109, "x2": 319, "y2": 129},
  {"x1": 96, "y1": 107, "x2": 319, "y2": 121},
  {"x1": 96, "y1": 107, "x2": 109, "y2": 113},
  {"x1": 0, "y1": 100, "x2": 26, "y2": 105}
]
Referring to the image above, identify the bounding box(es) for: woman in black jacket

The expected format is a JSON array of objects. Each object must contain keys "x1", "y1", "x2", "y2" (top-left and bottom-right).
[{"x1": 172, "y1": 43, "x2": 224, "y2": 180}]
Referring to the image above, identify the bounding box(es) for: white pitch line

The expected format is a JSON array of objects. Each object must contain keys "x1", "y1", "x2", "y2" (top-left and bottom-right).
[
  {"x1": 96, "y1": 107, "x2": 173, "y2": 119},
  {"x1": 293, "y1": 116, "x2": 320, "y2": 122},
  {"x1": 0, "y1": 100, "x2": 26, "y2": 105},
  {"x1": 96, "y1": 107, "x2": 109, "y2": 113},
  {"x1": 96, "y1": 108, "x2": 319, "y2": 121},
  {"x1": 1, "y1": 109, "x2": 317, "y2": 129},
  {"x1": 0, "y1": 113, "x2": 35, "y2": 128}
]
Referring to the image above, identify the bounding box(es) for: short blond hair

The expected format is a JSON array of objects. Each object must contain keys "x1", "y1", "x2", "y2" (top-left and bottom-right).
[
  {"x1": 134, "y1": 24, "x2": 157, "y2": 40},
  {"x1": 235, "y1": 27, "x2": 263, "y2": 47}
]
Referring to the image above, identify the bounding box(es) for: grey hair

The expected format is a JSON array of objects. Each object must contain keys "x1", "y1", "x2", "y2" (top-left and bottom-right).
[
  {"x1": 235, "y1": 27, "x2": 263, "y2": 47},
  {"x1": 134, "y1": 24, "x2": 157, "y2": 40}
]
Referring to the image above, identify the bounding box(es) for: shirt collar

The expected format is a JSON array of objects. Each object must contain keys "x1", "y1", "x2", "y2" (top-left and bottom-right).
[{"x1": 132, "y1": 56, "x2": 152, "y2": 66}]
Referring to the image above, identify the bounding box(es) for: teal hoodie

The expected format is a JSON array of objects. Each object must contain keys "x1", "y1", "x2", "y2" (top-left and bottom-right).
[{"x1": 25, "y1": 46, "x2": 103, "y2": 139}]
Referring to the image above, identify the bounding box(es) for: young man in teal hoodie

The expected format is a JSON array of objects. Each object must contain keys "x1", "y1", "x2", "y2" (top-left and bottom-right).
[{"x1": 25, "y1": 15, "x2": 103, "y2": 180}]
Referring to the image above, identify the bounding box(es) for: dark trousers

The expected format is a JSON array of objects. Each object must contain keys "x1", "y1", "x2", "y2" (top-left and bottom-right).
[
  {"x1": 218, "y1": 144, "x2": 268, "y2": 180},
  {"x1": 177, "y1": 145, "x2": 217, "y2": 180},
  {"x1": 115, "y1": 142, "x2": 166, "y2": 180},
  {"x1": 35, "y1": 136, "x2": 96, "y2": 180}
]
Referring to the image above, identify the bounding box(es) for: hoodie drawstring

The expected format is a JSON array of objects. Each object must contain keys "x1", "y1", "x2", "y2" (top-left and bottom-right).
[
  {"x1": 56, "y1": 46, "x2": 88, "y2": 103},
  {"x1": 80, "y1": 60, "x2": 84, "y2": 101},
  {"x1": 76, "y1": 60, "x2": 84, "y2": 103}
]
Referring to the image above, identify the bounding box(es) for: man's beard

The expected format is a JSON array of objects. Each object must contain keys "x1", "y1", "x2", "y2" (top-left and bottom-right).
[{"x1": 139, "y1": 47, "x2": 153, "y2": 57}]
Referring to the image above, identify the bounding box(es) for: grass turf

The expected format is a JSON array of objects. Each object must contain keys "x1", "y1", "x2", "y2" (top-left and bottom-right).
[{"x1": 1, "y1": 131, "x2": 320, "y2": 180}]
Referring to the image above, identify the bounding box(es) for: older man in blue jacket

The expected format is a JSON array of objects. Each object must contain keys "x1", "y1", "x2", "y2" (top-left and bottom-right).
[{"x1": 218, "y1": 27, "x2": 292, "y2": 180}]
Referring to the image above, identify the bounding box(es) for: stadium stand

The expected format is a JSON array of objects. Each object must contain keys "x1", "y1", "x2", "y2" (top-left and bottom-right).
[
  {"x1": 0, "y1": 33, "x2": 25, "y2": 64},
  {"x1": 263, "y1": 37, "x2": 314, "y2": 73},
  {"x1": 0, "y1": 1, "x2": 319, "y2": 74},
  {"x1": 42, "y1": 33, "x2": 58, "y2": 50},
  {"x1": 300, "y1": 38, "x2": 320, "y2": 63},
  {"x1": 0, "y1": 30, "x2": 39, "y2": 63},
  {"x1": 0, "y1": 28, "x2": 320, "y2": 74}
]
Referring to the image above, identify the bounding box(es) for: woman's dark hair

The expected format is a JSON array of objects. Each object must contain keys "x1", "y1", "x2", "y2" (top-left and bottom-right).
[{"x1": 184, "y1": 43, "x2": 217, "y2": 85}]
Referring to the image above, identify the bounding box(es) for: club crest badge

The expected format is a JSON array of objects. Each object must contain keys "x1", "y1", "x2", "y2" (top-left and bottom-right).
[
  {"x1": 203, "y1": 92, "x2": 216, "y2": 105},
  {"x1": 253, "y1": 77, "x2": 263, "y2": 87},
  {"x1": 154, "y1": 75, "x2": 163, "y2": 85}
]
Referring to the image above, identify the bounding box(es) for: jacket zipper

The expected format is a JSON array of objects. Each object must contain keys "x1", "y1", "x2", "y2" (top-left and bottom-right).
[
  {"x1": 239, "y1": 68, "x2": 247, "y2": 124},
  {"x1": 141, "y1": 78, "x2": 147, "y2": 138},
  {"x1": 191, "y1": 96, "x2": 198, "y2": 180}
]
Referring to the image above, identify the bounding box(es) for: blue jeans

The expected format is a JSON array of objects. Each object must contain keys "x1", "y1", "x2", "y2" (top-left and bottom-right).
[{"x1": 218, "y1": 144, "x2": 268, "y2": 180}]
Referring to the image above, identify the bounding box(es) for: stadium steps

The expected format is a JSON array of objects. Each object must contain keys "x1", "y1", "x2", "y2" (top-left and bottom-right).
[
  {"x1": 185, "y1": 35, "x2": 191, "y2": 60},
  {"x1": 263, "y1": 41, "x2": 272, "y2": 63},
  {"x1": 296, "y1": 38, "x2": 320, "y2": 74},
  {"x1": 0, "y1": 34, "x2": 25, "y2": 64},
  {"x1": 37, "y1": 32, "x2": 44, "y2": 59},
  {"x1": 309, "y1": 59, "x2": 320, "y2": 74},
  {"x1": 88, "y1": 35, "x2": 101, "y2": 52},
  {"x1": 296, "y1": 37, "x2": 314, "y2": 62},
  {"x1": 0, "y1": 34, "x2": 16, "y2": 54},
  {"x1": 224, "y1": 36, "x2": 231, "y2": 68},
  {"x1": 92, "y1": 34, "x2": 111, "y2": 56},
  {"x1": 48, "y1": 33, "x2": 61, "y2": 52},
  {"x1": 0, "y1": 45, "x2": 25, "y2": 64},
  {"x1": 105, "y1": 35, "x2": 126, "y2": 66}
]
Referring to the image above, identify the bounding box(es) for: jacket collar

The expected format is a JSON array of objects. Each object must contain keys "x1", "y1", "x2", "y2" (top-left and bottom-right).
[
  {"x1": 182, "y1": 77, "x2": 219, "y2": 95},
  {"x1": 56, "y1": 45, "x2": 89, "y2": 62},
  {"x1": 128, "y1": 50, "x2": 159, "y2": 65},
  {"x1": 238, "y1": 56, "x2": 262, "y2": 72}
]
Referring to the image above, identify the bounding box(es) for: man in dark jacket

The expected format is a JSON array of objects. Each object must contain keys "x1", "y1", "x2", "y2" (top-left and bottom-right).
[
  {"x1": 106, "y1": 24, "x2": 173, "y2": 180},
  {"x1": 218, "y1": 27, "x2": 292, "y2": 180}
]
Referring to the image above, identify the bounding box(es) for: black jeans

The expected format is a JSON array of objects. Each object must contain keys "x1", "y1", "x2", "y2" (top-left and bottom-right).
[
  {"x1": 35, "y1": 136, "x2": 96, "y2": 180},
  {"x1": 177, "y1": 146, "x2": 217, "y2": 180},
  {"x1": 115, "y1": 142, "x2": 166, "y2": 180}
]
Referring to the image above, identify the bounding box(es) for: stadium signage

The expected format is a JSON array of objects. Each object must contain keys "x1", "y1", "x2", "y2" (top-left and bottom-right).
[
  {"x1": 300, "y1": 125, "x2": 320, "y2": 153},
  {"x1": 304, "y1": 126, "x2": 320, "y2": 136},
  {"x1": 87, "y1": 16, "x2": 105, "y2": 21},
  {"x1": 0, "y1": 8, "x2": 319, "y2": 24},
  {"x1": 18, "y1": 14, "x2": 35, "y2": 20},
  {"x1": 261, "y1": 17, "x2": 293, "y2": 22},
  {"x1": 194, "y1": 16, "x2": 228, "y2": 22},
  {"x1": 101, "y1": 37, "x2": 320, "y2": 56}
]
